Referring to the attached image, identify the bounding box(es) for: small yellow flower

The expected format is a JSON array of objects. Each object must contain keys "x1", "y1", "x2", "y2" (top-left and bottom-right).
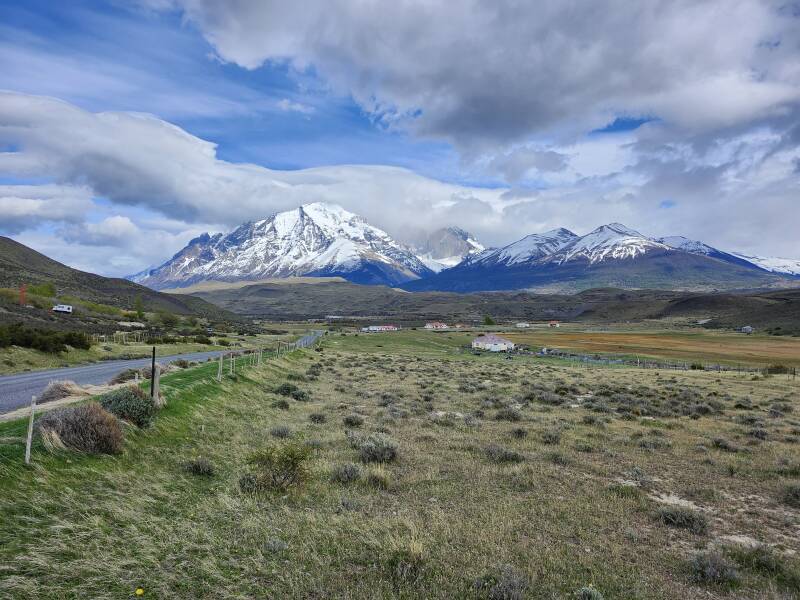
[{"x1": 135, "y1": 589, "x2": 144, "y2": 596}]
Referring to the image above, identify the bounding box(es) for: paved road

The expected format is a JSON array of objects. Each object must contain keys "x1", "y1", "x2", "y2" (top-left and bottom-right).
[{"x1": 0, "y1": 349, "x2": 228, "y2": 414}]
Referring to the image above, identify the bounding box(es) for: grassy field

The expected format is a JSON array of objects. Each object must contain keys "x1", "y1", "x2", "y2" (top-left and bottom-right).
[
  {"x1": 0, "y1": 330, "x2": 798, "y2": 598},
  {"x1": 502, "y1": 328, "x2": 800, "y2": 368}
]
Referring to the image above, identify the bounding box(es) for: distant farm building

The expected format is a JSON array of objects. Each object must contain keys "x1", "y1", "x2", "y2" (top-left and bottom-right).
[
  {"x1": 548, "y1": 320, "x2": 560, "y2": 328},
  {"x1": 740, "y1": 325, "x2": 754, "y2": 334},
  {"x1": 472, "y1": 334, "x2": 515, "y2": 352},
  {"x1": 424, "y1": 322, "x2": 448, "y2": 329},
  {"x1": 52, "y1": 304, "x2": 73, "y2": 314},
  {"x1": 361, "y1": 325, "x2": 401, "y2": 333},
  {"x1": 515, "y1": 322, "x2": 531, "y2": 328}
]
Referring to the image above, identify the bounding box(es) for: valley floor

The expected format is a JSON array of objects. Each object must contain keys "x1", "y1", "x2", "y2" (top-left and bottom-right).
[{"x1": 0, "y1": 331, "x2": 798, "y2": 598}]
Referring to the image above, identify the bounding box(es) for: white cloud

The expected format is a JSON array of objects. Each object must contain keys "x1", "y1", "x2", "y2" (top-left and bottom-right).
[
  {"x1": 1, "y1": 90, "x2": 799, "y2": 267},
  {"x1": 0, "y1": 184, "x2": 93, "y2": 234},
  {"x1": 149, "y1": 0, "x2": 800, "y2": 153},
  {"x1": 276, "y1": 98, "x2": 315, "y2": 115}
]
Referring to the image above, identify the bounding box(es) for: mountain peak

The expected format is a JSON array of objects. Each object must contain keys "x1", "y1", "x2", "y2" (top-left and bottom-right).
[
  {"x1": 414, "y1": 226, "x2": 485, "y2": 272},
  {"x1": 131, "y1": 203, "x2": 431, "y2": 289}
]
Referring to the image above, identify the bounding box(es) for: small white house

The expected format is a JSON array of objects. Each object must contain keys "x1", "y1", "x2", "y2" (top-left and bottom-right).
[
  {"x1": 424, "y1": 322, "x2": 448, "y2": 329},
  {"x1": 741, "y1": 325, "x2": 754, "y2": 334},
  {"x1": 472, "y1": 334, "x2": 515, "y2": 352},
  {"x1": 52, "y1": 304, "x2": 73, "y2": 314},
  {"x1": 361, "y1": 324, "x2": 401, "y2": 333},
  {"x1": 515, "y1": 322, "x2": 531, "y2": 328}
]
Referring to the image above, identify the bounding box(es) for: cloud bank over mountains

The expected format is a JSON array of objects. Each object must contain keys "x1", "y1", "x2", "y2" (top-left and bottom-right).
[{"x1": 0, "y1": 0, "x2": 798, "y2": 274}]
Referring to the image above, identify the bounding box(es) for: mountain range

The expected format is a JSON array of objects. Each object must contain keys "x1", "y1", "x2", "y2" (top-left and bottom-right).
[{"x1": 130, "y1": 203, "x2": 800, "y2": 293}]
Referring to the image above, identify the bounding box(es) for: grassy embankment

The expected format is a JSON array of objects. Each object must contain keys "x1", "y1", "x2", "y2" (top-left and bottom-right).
[
  {"x1": 0, "y1": 330, "x2": 798, "y2": 598},
  {"x1": 0, "y1": 330, "x2": 301, "y2": 376}
]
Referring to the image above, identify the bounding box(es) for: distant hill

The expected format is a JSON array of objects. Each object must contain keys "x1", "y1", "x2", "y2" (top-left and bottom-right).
[
  {"x1": 0, "y1": 236, "x2": 235, "y2": 322},
  {"x1": 187, "y1": 279, "x2": 800, "y2": 334}
]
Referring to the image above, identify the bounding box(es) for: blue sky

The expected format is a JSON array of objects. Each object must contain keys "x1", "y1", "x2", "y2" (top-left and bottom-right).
[{"x1": 0, "y1": 0, "x2": 798, "y2": 275}]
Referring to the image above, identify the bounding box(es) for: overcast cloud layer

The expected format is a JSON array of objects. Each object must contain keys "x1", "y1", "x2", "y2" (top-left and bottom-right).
[{"x1": 0, "y1": 0, "x2": 799, "y2": 275}]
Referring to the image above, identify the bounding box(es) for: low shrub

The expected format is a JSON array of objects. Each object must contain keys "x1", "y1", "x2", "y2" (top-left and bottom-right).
[
  {"x1": 688, "y1": 550, "x2": 739, "y2": 586},
  {"x1": 473, "y1": 565, "x2": 529, "y2": 600},
  {"x1": 358, "y1": 433, "x2": 399, "y2": 463},
  {"x1": 244, "y1": 441, "x2": 314, "y2": 492},
  {"x1": 275, "y1": 382, "x2": 300, "y2": 397},
  {"x1": 182, "y1": 458, "x2": 215, "y2": 477},
  {"x1": 511, "y1": 427, "x2": 528, "y2": 439},
  {"x1": 271, "y1": 399, "x2": 290, "y2": 410},
  {"x1": 496, "y1": 407, "x2": 522, "y2": 422},
  {"x1": 541, "y1": 430, "x2": 561, "y2": 445},
  {"x1": 309, "y1": 412, "x2": 327, "y2": 423},
  {"x1": 109, "y1": 368, "x2": 139, "y2": 385},
  {"x1": 38, "y1": 380, "x2": 89, "y2": 404},
  {"x1": 656, "y1": 506, "x2": 708, "y2": 534},
  {"x1": 485, "y1": 444, "x2": 524, "y2": 464},
  {"x1": 331, "y1": 462, "x2": 362, "y2": 484},
  {"x1": 343, "y1": 414, "x2": 365, "y2": 428},
  {"x1": 366, "y1": 465, "x2": 391, "y2": 489},
  {"x1": 270, "y1": 425, "x2": 292, "y2": 438},
  {"x1": 575, "y1": 586, "x2": 604, "y2": 600},
  {"x1": 781, "y1": 483, "x2": 800, "y2": 508},
  {"x1": 99, "y1": 386, "x2": 157, "y2": 428},
  {"x1": 36, "y1": 402, "x2": 123, "y2": 455}
]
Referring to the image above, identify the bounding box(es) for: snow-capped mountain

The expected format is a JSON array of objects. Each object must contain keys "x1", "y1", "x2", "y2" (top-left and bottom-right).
[
  {"x1": 731, "y1": 253, "x2": 800, "y2": 277},
  {"x1": 549, "y1": 224, "x2": 667, "y2": 264},
  {"x1": 403, "y1": 222, "x2": 792, "y2": 293},
  {"x1": 656, "y1": 237, "x2": 800, "y2": 276},
  {"x1": 413, "y1": 227, "x2": 485, "y2": 272},
  {"x1": 132, "y1": 203, "x2": 433, "y2": 289},
  {"x1": 465, "y1": 228, "x2": 577, "y2": 267}
]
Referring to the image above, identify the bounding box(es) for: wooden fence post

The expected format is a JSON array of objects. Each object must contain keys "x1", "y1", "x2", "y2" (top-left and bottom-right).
[
  {"x1": 229, "y1": 353, "x2": 233, "y2": 375},
  {"x1": 151, "y1": 364, "x2": 161, "y2": 402},
  {"x1": 217, "y1": 354, "x2": 223, "y2": 382},
  {"x1": 25, "y1": 395, "x2": 37, "y2": 465}
]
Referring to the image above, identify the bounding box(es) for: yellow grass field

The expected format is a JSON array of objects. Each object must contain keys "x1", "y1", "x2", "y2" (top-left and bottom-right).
[{"x1": 503, "y1": 329, "x2": 800, "y2": 367}]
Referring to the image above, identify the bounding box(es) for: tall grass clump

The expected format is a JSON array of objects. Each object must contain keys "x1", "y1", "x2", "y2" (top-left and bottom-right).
[{"x1": 36, "y1": 402, "x2": 123, "y2": 454}]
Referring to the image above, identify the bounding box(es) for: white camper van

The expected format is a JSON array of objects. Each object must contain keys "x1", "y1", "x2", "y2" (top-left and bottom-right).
[{"x1": 52, "y1": 304, "x2": 73, "y2": 314}]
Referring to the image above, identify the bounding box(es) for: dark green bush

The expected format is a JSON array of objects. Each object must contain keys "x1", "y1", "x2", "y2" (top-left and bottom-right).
[
  {"x1": 99, "y1": 386, "x2": 157, "y2": 428},
  {"x1": 0, "y1": 323, "x2": 91, "y2": 353}
]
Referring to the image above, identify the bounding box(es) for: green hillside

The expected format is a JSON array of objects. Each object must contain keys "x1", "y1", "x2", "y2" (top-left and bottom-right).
[{"x1": 0, "y1": 236, "x2": 237, "y2": 324}]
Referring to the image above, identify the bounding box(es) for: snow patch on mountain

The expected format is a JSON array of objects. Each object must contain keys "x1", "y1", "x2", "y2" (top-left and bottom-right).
[
  {"x1": 655, "y1": 236, "x2": 717, "y2": 255},
  {"x1": 732, "y1": 253, "x2": 800, "y2": 276}
]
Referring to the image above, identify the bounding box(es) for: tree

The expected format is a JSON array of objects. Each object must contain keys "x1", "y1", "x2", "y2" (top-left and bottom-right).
[
  {"x1": 134, "y1": 295, "x2": 145, "y2": 320},
  {"x1": 483, "y1": 315, "x2": 496, "y2": 326},
  {"x1": 157, "y1": 310, "x2": 178, "y2": 328}
]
